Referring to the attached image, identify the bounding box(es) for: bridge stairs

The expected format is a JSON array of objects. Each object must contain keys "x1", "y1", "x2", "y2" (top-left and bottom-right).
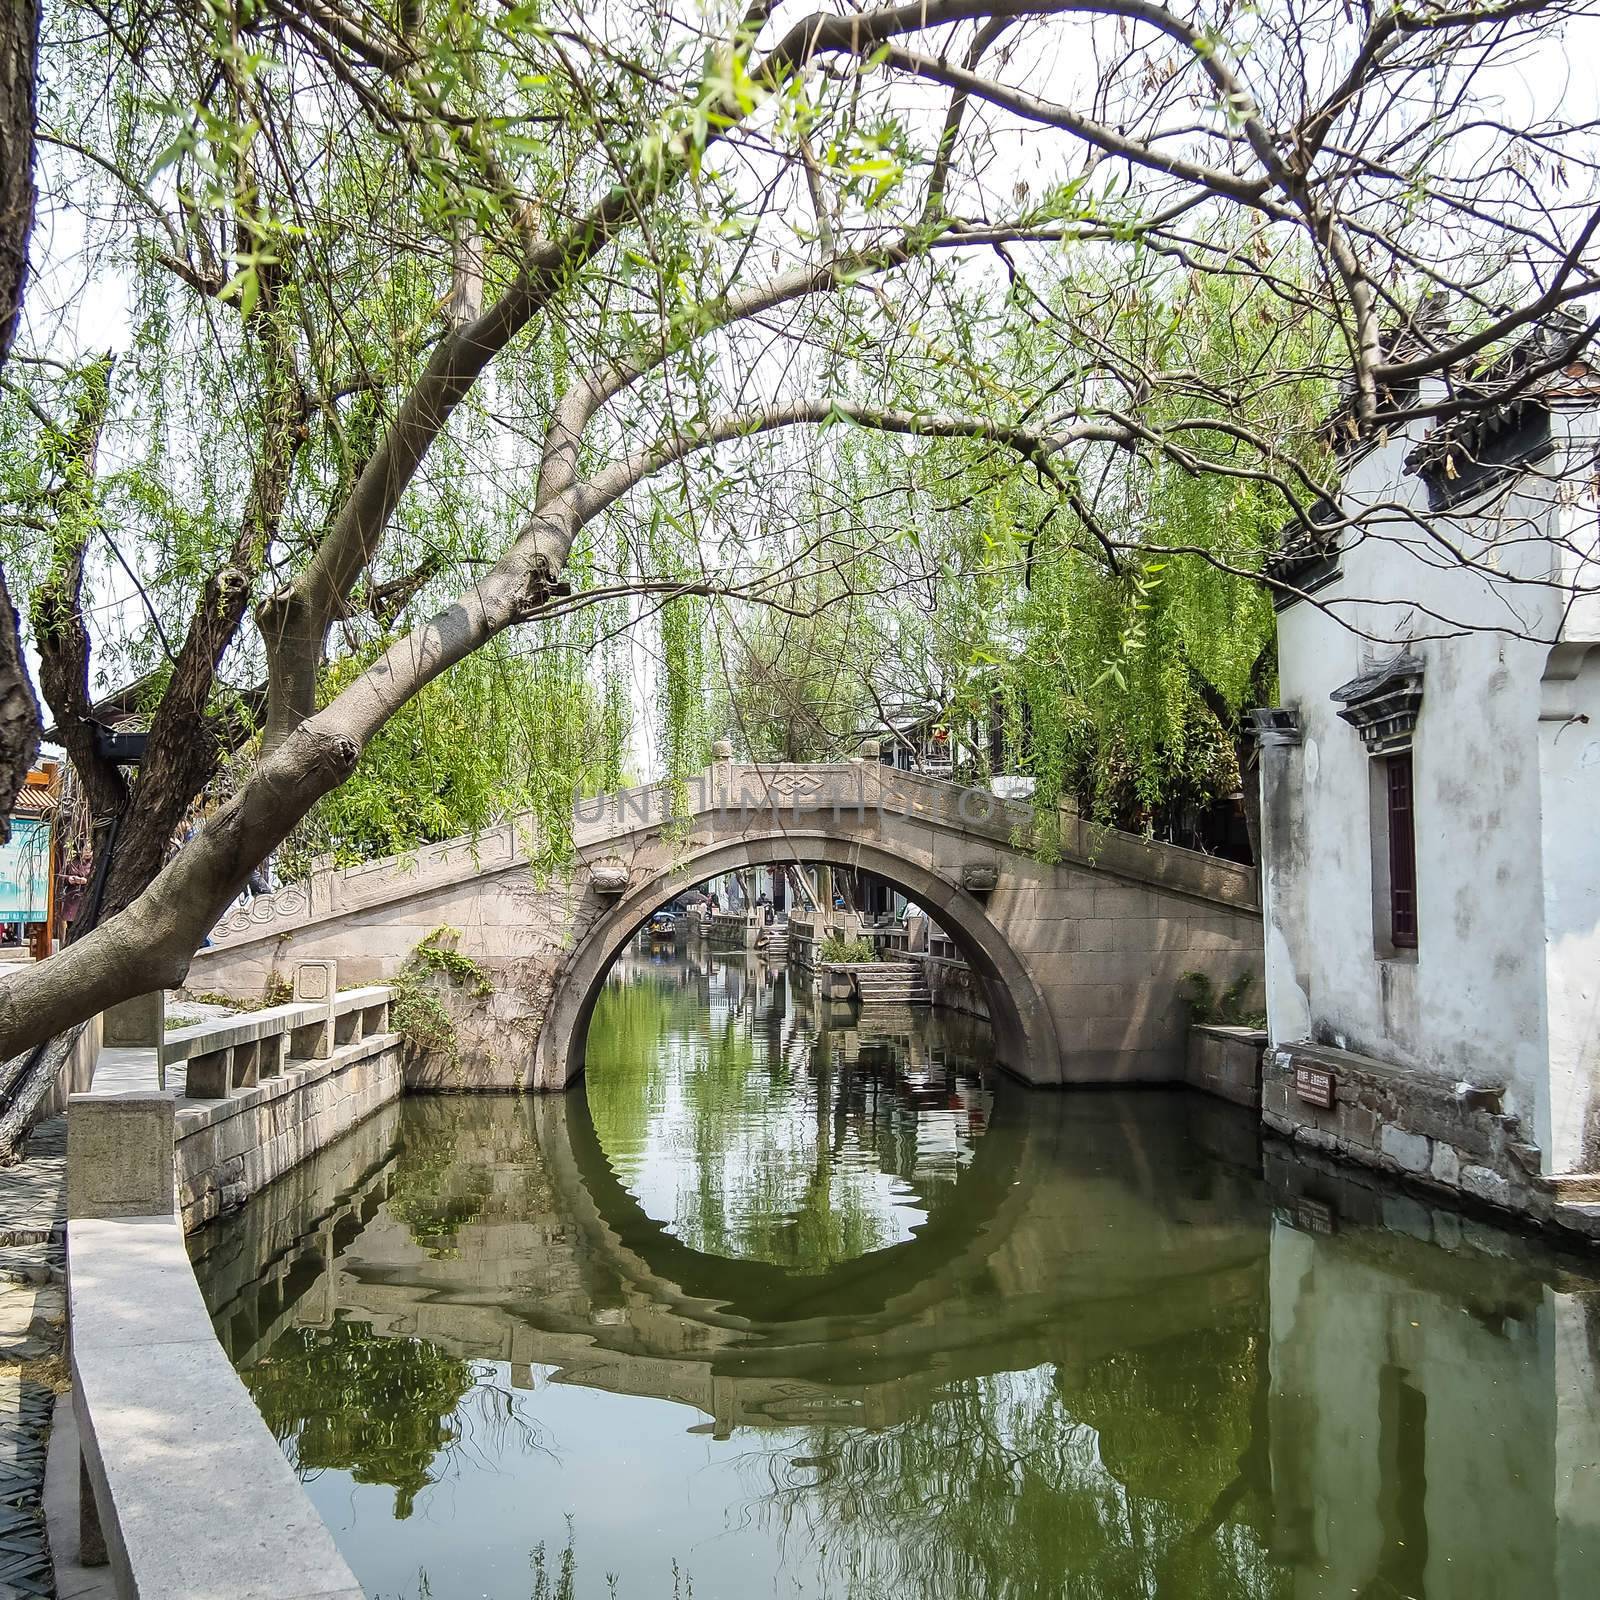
[{"x1": 853, "y1": 961, "x2": 932, "y2": 1008}]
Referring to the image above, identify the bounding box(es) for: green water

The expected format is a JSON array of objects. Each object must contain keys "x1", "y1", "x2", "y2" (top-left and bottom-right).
[{"x1": 192, "y1": 949, "x2": 1600, "y2": 1600}]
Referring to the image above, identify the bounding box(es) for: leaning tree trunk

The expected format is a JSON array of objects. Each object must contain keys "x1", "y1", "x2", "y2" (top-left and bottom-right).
[{"x1": 0, "y1": 1024, "x2": 84, "y2": 1161}]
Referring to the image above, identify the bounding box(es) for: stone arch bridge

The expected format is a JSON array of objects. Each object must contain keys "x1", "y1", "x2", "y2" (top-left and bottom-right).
[{"x1": 187, "y1": 761, "x2": 1262, "y2": 1089}]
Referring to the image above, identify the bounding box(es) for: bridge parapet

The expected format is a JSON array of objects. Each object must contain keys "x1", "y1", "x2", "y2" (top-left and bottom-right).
[{"x1": 204, "y1": 760, "x2": 1256, "y2": 958}]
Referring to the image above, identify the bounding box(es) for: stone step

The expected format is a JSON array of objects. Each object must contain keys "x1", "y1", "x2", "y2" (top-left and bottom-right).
[
  {"x1": 1554, "y1": 1200, "x2": 1600, "y2": 1241},
  {"x1": 1545, "y1": 1171, "x2": 1600, "y2": 1201},
  {"x1": 854, "y1": 977, "x2": 932, "y2": 1005}
]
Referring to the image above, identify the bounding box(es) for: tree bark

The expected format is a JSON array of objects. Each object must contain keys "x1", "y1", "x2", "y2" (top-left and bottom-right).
[
  {"x1": 0, "y1": 1024, "x2": 82, "y2": 1160},
  {"x1": 99, "y1": 355, "x2": 305, "y2": 918},
  {"x1": 0, "y1": 566, "x2": 39, "y2": 839},
  {"x1": 0, "y1": 0, "x2": 37, "y2": 373},
  {"x1": 34, "y1": 545, "x2": 130, "y2": 827},
  {"x1": 0, "y1": 0, "x2": 41, "y2": 831}
]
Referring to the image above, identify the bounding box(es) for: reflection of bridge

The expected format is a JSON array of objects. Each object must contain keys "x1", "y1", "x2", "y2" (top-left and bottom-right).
[
  {"x1": 187, "y1": 761, "x2": 1262, "y2": 1088},
  {"x1": 191, "y1": 1089, "x2": 1600, "y2": 1598},
  {"x1": 192, "y1": 1087, "x2": 1272, "y2": 1437}
]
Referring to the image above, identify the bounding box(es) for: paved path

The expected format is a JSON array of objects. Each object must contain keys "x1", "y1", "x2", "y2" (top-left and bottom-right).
[
  {"x1": 79, "y1": 1048, "x2": 186, "y2": 1099},
  {"x1": 0, "y1": 1117, "x2": 68, "y2": 1599}
]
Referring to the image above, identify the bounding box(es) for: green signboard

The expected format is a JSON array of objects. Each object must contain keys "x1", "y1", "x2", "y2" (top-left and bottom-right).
[{"x1": 0, "y1": 816, "x2": 50, "y2": 922}]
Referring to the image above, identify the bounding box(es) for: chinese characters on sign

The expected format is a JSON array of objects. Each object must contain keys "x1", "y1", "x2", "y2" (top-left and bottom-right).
[{"x1": 1294, "y1": 1065, "x2": 1336, "y2": 1109}]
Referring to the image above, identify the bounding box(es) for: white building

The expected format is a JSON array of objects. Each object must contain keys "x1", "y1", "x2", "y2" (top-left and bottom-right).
[{"x1": 1256, "y1": 314, "x2": 1600, "y2": 1232}]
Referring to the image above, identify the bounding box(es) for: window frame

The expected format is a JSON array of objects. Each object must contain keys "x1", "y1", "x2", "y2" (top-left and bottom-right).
[{"x1": 1385, "y1": 751, "x2": 1419, "y2": 950}]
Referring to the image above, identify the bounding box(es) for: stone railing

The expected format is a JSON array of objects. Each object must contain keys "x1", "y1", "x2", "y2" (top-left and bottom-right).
[
  {"x1": 707, "y1": 908, "x2": 759, "y2": 949},
  {"x1": 865, "y1": 923, "x2": 910, "y2": 957},
  {"x1": 198, "y1": 757, "x2": 1260, "y2": 959},
  {"x1": 163, "y1": 968, "x2": 393, "y2": 1098},
  {"x1": 64, "y1": 1092, "x2": 366, "y2": 1599}
]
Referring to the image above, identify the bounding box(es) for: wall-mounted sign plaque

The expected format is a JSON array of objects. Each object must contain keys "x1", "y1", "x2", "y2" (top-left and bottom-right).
[{"x1": 1295, "y1": 1066, "x2": 1336, "y2": 1109}]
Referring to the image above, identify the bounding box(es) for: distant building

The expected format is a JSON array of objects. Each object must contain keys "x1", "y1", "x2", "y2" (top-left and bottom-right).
[
  {"x1": 1256, "y1": 313, "x2": 1600, "y2": 1223},
  {"x1": 2, "y1": 762, "x2": 61, "y2": 959}
]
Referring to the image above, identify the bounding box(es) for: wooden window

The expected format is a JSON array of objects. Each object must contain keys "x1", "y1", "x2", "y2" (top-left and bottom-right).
[{"x1": 1386, "y1": 752, "x2": 1418, "y2": 948}]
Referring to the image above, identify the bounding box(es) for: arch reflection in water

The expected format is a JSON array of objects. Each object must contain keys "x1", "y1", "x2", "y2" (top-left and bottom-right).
[{"x1": 191, "y1": 951, "x2": 1600, "y2": 1600}]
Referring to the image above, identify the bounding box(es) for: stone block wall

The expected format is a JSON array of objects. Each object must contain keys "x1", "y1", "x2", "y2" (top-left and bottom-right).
[
  {"x1": 1257, "y1": 1039, "x2": 1600, "y2": 1241},
  {"x1": 922, "y1": 955, "x2": 991, "y2": 1022},
  {"x1": 175, "y1": 1032, "x2": 404, "y2": 1231},
  {"x1": 1185, "y1": 1025, "x2": 1267, "y2": 1110},
  {"x1": 35, "y1": 1011, "x2": 102, "y2": 1124}
]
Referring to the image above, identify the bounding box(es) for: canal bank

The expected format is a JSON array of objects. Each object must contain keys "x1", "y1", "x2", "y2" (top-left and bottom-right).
[{"x1": 42, "y1": 943, "x2": 1600, "y2": 1597}]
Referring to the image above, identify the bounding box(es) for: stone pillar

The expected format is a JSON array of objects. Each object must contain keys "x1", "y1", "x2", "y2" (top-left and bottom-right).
[
  {"x1": 1248, "y1": 707, "x2": 1309, "y2": 1045},
  {"x1": 67, "y1": 1091, "x2": 176, "y2": 1220},
  {"x1": 291, "y1": 960, "x2": 337, "y2": 1060},
  {"x1": 102, "y1": 991, "x2": 164, "y2": 1050}
]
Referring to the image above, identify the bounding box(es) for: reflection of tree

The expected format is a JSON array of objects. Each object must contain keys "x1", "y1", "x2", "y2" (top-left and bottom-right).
[
  {"x1": 384, "y1": 1099, "x2": 491, "y2": 1256},
  {"x1": 244, "y1": 1319, "x2": 475, "y2": 1517},
  {"x1": 585, "y1": 967, "x2": 712, "y2": 1157},
  {"x1": 585, "y1": 958, "x2": 993, "y2": 1273},
  {"x1": 1062, "y1": 1327, "x2": 1272, "y2": 1539},
  {"x1": 385, "y1": 1098, "x2": 559, "y2": 1257},
  {"x1": 742, "y1": 1327, "x2": 1283, "y2": 1600}
]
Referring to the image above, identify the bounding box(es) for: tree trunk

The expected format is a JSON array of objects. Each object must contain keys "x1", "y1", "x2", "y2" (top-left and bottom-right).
[
  {"x1": 34, "y1": 541, "x2": 130, "y2": 826},
  {"x1": 0, "y1": 564, "x2": 39, "y2": 837},
  {"x1": 0, "y1": 0, "x2": 37, "y2": 374},
  {"x1": 0, "y1": 1024, "x2": 82, "y2": 1162},
  {"x1": 0, "y1": 0, "x2": 41, "y2": 833}
]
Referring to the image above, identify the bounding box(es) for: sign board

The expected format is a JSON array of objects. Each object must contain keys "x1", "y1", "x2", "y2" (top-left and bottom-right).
[
  {"x1": 0, "y1": 816, "x2": 49, "y2": 922},
  {"x1": 1294, "y1": 1065, "x2": 1336, "y2": 1109},
  {"x1": 1293, "y1": 1196, "x2": 1338, "y2": 1236}
]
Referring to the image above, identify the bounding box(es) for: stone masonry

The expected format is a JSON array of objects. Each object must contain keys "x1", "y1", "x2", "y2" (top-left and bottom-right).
[{"x1": 186, "y1": 760, "x2": 1264, "y2": 1092}]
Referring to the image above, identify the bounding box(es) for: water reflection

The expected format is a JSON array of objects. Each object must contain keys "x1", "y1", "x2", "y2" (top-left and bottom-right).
[
  {"x1": 586, "y1": 953, "x2": 994, "y2": 1270},
  {"x1": 191, "y1": 952, "x2": 1600, "y2": 1600}
]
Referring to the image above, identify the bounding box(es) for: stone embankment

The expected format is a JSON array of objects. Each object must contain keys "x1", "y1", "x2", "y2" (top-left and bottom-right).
[
  {"x1": 1263, "y1": 1039, "x2": 1600, "y2": 1244},
  {"x1": 49, "y1": 964, "x2": 404, "y2": 1598}
]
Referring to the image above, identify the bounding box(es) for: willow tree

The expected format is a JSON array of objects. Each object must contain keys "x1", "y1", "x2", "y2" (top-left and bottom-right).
[{"x1": 2, "y1": 0, "x2": 1599, "y2": 1067}]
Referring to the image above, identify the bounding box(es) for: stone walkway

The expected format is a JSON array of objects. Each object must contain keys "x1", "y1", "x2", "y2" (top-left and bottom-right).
[
  {"x1": 80, "y1": 1048, "x2": 186, "y2": 1099},
  {"x1": 0, "y1": 1118, "x2": 69, "y2": 1599}
]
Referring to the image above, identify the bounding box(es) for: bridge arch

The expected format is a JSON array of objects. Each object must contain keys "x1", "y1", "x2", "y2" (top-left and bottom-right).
[{"x1": 536, "y1": 831, "x2": 1062, "y2": 1089}]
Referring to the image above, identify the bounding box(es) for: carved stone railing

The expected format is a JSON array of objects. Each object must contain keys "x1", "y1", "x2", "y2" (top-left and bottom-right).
[
  {"x1": 201, "y1": 758, "x2": 1260, "y2": 956},
  {"x1": 163, "y1": 963, "x2": 392, "y2": 1098}
]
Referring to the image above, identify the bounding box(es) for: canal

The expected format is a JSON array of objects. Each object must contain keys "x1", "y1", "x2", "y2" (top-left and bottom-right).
[{"x1": 191, "y1": 949, "x2": 1600, "y2": 1598}]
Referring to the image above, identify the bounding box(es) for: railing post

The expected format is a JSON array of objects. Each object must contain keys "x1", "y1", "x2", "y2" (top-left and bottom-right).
[
  {"x1": 291, "y1": 960, "x2": 337, "y2": 1059},
  {"x1": 67, "y1": 1090, "x2": 175, "y2": 1220}
]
